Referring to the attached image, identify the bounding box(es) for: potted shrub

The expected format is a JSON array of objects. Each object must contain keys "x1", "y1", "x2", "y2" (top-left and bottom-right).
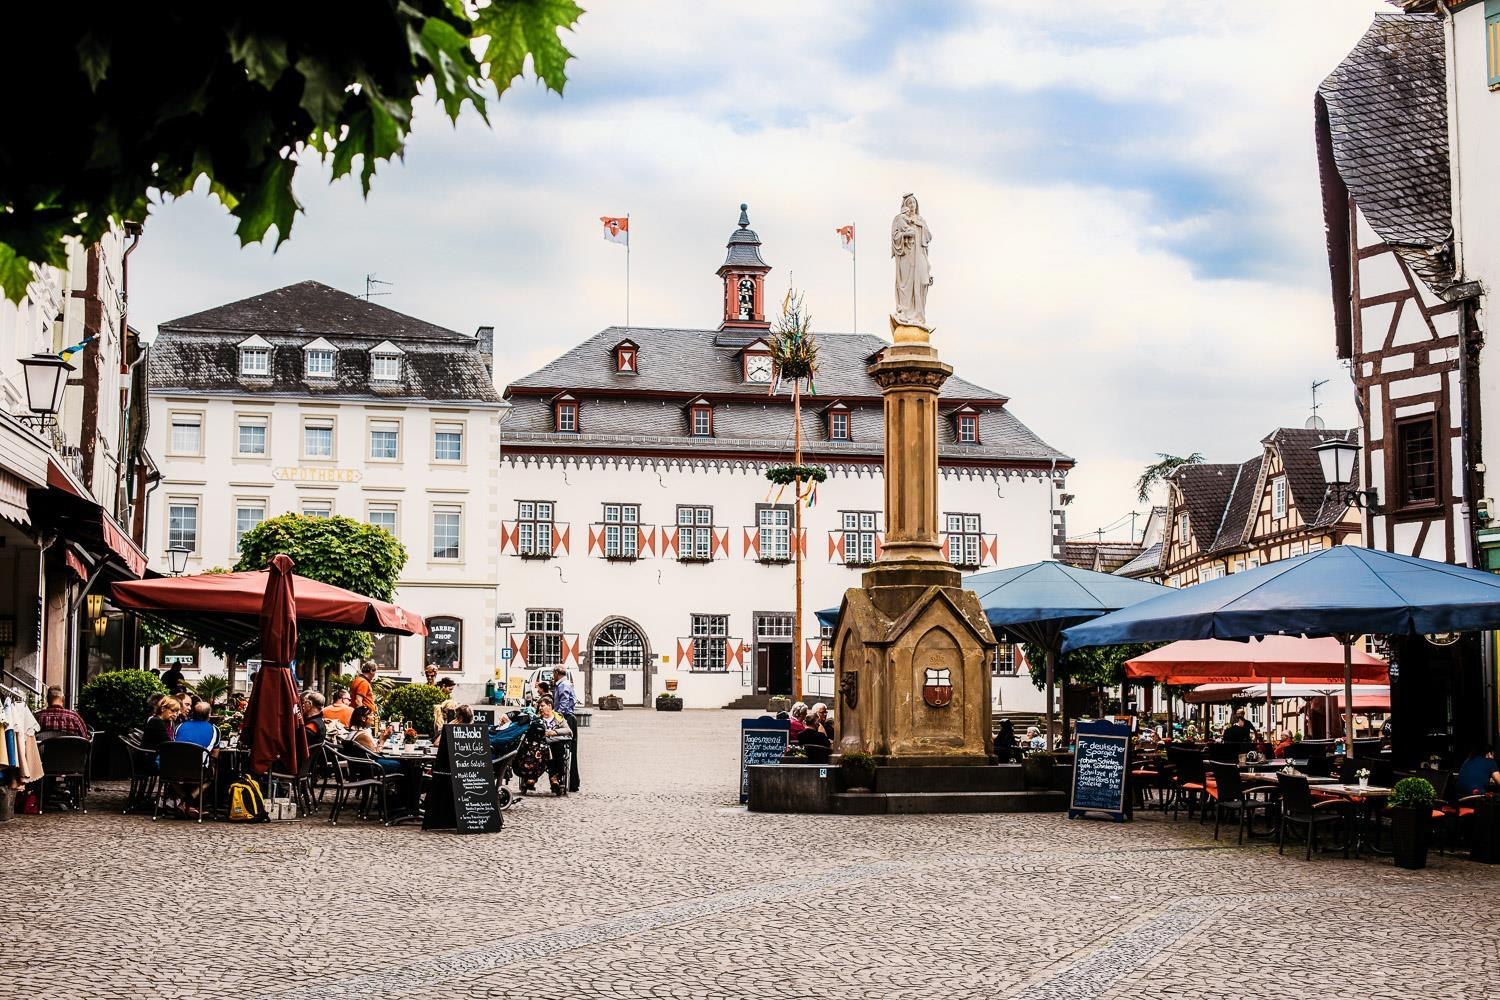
[
  {"x1": 840, "y1": 750, "x2": 876, "y2": 792},
  {"x1": 655, "y1": 692, "x2": 683, "y2": 712},
  {"x1": 78, "y1": 669, "x2": 168, "y2": 778},
  {"x1": 1388, "y1": 776, "x2": 1436, "y2": 870},
  {"x1": 380, "y1": 683, "x2": 448, "y2": 738},
  {"x1": 1022, "y1": 749, "x2": 1055, "y2": 789}
]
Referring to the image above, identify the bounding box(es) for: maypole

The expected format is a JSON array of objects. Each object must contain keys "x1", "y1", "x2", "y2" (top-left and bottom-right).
[{"x1": 794, "y1": 374, "x2": 804, "y2": 703}]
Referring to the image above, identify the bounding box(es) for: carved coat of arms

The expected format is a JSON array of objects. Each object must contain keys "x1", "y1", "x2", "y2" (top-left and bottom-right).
[
  {"x1": 840, "y1": 670, "x2": 859, "y2": 711},
  {"x1": 922, "y1": 667, "x2": 953, "y2": 708}
]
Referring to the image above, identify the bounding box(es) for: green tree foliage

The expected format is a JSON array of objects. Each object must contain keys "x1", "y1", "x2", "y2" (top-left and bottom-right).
[
  {"x1": 1135, "y1": 453, "x2": 1204, "y2": 504},
  {"x1": 79, "y1": 669, "x2": 167, "y2": 735},
  {"x1": 234, "y1": 514, "x2": 407, "y2": 675},
  {"x1": 1021, "y1": 642, "x2": 1158, "y2": 692},
  {"x1": 381, "y1": 683, "x2": 449, "y2": 737},
  {"x1": 0, "y1": 1, "x2": 585, "y2": 300}
]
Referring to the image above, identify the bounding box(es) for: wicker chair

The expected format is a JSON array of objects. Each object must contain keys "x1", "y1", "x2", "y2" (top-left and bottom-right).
[
  {"x1": 1277, "y1": 772, "x2": 1351, "y2": 860},
  {"x1": 38, "y1": 736, "x2": 91, "y2": 813},
  {"x1": 327, "y1": 748, "x2": 402, "y2": 825},
  {"x1": 1207, "y1": 762, "x2": 1276, "y2": 844},
  {"x1": 153, "y1": 741, "x2": 214, "y2": 823},
  {"x1": 119, "y1": 734, "x2": 159, "y2": 814}
]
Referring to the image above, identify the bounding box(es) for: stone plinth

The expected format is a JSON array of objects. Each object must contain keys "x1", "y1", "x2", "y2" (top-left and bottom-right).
[{"x1": 832, "y1": 333, "x2": 995, "y2": 766}]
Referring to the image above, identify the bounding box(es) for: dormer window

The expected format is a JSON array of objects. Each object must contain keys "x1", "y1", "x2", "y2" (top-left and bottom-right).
[
  {"x1": 613, "y1": 339, "x2": 639, "y2": 375},
  {"x1": 304, "y1": 337, "x2": 337, "y2": 379},
  {"x1": 826, "y1": 403, "x2": 851, "y2": 441},
  {"x1": 954, "y1": 407, "x2": 979, "y2": 444},
  {"x1": 369, "y1": 340, "x2": 404, "y2": 382},
  {"x1": 237, "y1": 334, "x2": 272, "y2": 376},
  {"x1": 687, "y1": 398, "x2": 714, "y2": 437},
  {"x1": 553, "y1": 393, "x2": 579, "y2": 433}
]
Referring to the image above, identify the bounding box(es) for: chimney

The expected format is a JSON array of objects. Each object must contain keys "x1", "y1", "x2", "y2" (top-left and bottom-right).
[{"x1": 475, "y1": 325, "x2": 494, "y2": 376}]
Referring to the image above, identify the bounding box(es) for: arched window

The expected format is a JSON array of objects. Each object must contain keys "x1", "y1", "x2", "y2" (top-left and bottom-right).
[{"x1": 591, "y1": 620, "x2": 645, "y2": 670}]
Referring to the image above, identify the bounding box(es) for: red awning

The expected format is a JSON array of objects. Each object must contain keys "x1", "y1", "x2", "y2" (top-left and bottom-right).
[
  {"x1": 1124, "y1": 636, "x2": 1388, "y2": 686},
  {"x1": 111, "y1": 568, "x2": 427, "y2": 637},
  {"x1": 29, "y1": 461, "x2": 148, "y2": 579}
]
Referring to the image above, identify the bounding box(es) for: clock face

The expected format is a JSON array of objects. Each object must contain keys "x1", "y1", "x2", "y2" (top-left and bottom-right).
[{"x1": 745, "y1": 354, "x2": 772, "y2": 383}]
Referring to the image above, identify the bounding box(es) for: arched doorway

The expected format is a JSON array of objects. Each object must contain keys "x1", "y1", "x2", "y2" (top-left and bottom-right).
[{"x1": 588, "y1": 617, "x2": 651, "y2": 706}]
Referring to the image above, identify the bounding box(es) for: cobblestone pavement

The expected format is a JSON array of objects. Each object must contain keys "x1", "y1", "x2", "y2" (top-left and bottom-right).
[{"x1": 4, "y1": 710, "x2": 1500, "y2": 999}]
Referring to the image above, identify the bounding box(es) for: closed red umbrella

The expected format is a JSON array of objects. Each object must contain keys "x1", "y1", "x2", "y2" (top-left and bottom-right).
[{"x1": 240, "y1": 554, "x2": 308, "y2": 777}]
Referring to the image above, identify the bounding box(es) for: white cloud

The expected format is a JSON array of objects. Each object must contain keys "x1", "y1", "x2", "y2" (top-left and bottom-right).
[{"x1": 129, "y1": 0, "x2": 1386, "y2": 544}]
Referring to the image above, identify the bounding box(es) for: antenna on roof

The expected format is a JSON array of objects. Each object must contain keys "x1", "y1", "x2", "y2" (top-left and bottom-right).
[
  {"x1": 1306, "y1": 378, "x2": 1329, "y2": 431},
  {"x1": 363, "y1": 274, "x2": 393, "y2": 301}
]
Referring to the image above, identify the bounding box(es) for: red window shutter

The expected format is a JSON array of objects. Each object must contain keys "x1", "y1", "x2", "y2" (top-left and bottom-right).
[
  {"x1": 665, "y1": 526, "x2": 679, "y2": 556},
  {"x1": 984, "y1": 535, "x2": 998, "y2": 566},
  {"x1": 510, "y1": 634, "x2": 528, "y2": 666},
  {"x1": 941, "y1": 535, "x2": 951, "y2": 561},
  {"x1": 828, "y1": 531, "x2": 844, "y2": 562},
  {"x1": 730, "y1": 640, "x2": 746, "y2": 668},
  {"x1": 797, "y1": 528, "x2": 808, "y2": 558},
  {"x1": 588, "y1": 525, "x2": 602, "y2": 556},
  {"x1": 874, "y1": 532, "x2": 884, "y2": 561},
  {"x1": 500, "y1": 521, "x2": 516, "y2": 554},
  {"x1": 676, "y1": 638, "x2": 694, "y2": 667},
  {"x1": 554, "y1": 524, "x2": 571, "y2": 554},
  {"x1": 744, "y1": 527, "x2": 760, "y2": 558},
  {"x1": 639, "y1": 525, "x2": 656, "y2": 557},
  {"x1": 715, "y1": 528, "x2": 729, "y2": 558}
]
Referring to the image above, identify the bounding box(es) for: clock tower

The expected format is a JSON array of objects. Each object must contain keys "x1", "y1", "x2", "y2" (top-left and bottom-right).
[{"x1": 717, "y1": 203, "x2": 771, "y2": 336}]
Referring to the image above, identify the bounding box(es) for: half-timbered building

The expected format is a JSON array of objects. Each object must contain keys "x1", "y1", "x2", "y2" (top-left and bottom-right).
[
  {"x1": 1152, "y1": 429, "x2": 1361, "y2": 588},
  {"x1": 498, "y1": 207, "x2": 1070, "y2": 709},
  {"x1": 1317, "y1": 8, "x2": 1489, "y2": 760}
]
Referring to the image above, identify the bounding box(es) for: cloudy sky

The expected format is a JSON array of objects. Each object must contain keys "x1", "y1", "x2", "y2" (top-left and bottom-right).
[{"x1": 130, "y1": 0, "x2": 1391, "y2": 542}]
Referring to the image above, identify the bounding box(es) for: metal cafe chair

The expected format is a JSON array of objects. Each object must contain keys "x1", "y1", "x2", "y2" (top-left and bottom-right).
[
  {"x1": 153, "y1": 741, "x2": 214, "y2": 823},
  {"x1": 118, "y1": 734, "x2": 159, "y2": 814},
  {"x1": 37, "y1": 736, "x2": 92, "y2": 813},
  {"x1": 327, "y1": 749, "x2": 402, "y2": 825},
  {"x1": 1277, "y1": 772, "x2": 1351, "y2": 860},
  {"x1": 1207, "y1": 762, "x2": 1276, "y2": 845}
]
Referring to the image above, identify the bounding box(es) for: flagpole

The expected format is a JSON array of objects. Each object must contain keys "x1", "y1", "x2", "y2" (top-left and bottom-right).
[
  {"x1": 626, "y1": 212, "x2": 631, "y2": 328},
  {"x1": 852, "y1": 235, "x2": 858, "y2": 334}
]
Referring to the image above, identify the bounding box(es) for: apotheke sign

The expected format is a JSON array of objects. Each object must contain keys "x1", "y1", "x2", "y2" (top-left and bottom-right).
[{"x1": 273, "y1": 467, "x2": 362, "y2": 483}]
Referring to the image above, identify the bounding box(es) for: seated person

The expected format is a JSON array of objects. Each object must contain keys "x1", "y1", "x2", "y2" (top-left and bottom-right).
[
  {"x1": 345, "y1": 706, "x2": 401, "y2": 774},
  {"x1": 323, "y1": 690, "x2": 355, "y2": 727},
  {"x1": 175, "y1": 701, "x2": 220, "y2": 754},
  {"x1": 35, "y1": 686, "x2": 90, "y2": 738},
  {"x1": 1457, "y1": 745, "x2": 1500, "y2": 797},
  {"x1": 1273, "y1": 731, "x2": 1296, "y2": 759},
  {"x1": 788, "y1": 701, "x2": 809, "y2": 738},
  {"x1": 536, "y1": 696, "x2": 572, "y2": 796},
  {"x1": 807, "y1": 702, "x2": 835, "y2": 740},
  {"x1": 795, "y1": 724, "x2": 831, "y2": 749},
  {"x1": 142, "y1": 696, "x2": 180, "y2": 751},
  {"x1": 1025, "y1": 726, "x2": 1045, "y2": 750},
  {"x1": 301, "y1": 692, "x2": 328, "y2": 746},
  {"x1": 488, "y1": 710, "x2": 528, "y2": 761}
]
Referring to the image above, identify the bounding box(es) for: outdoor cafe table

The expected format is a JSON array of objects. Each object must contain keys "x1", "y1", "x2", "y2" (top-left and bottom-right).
[
  {"x1": 380, "y1": 745, "x2": 438, "y2": 823},
  {"x1": 1314, "y1": 782, "x2": 1394, "y2": 856}
]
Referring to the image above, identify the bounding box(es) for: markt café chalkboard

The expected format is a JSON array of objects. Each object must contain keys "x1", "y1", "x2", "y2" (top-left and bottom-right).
[{"x1": 1069, "y1": 719, "x2": 1132, "y2": 822}]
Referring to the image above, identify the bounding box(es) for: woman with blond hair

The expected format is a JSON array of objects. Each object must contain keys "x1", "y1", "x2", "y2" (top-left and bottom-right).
[{"x1": 141, "y1": 695, "x2": 180, "y2": 752}]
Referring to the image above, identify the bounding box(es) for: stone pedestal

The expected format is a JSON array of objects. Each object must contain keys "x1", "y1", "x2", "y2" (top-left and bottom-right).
[{"x1": 832, "y1": 333, "x2": 995, "y2": 765}]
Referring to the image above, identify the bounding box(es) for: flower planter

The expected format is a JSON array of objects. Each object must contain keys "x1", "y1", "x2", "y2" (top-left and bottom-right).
[
  {"x1": 766, "y1": 696, "x2": 792, "y2": 715},
  {"x1": 839, "y1": 756, "x2": 876, "y2": 793},
  {"x1": 1022, "y1": 754, "x2": 1054, "y2": 789},
  {"x1": 654, "y1": 695, "x2": 683, "y2": 712},
  {"x1": 597, "y1": 694, "x2": 624, "y2": 711},
  {"x1": 1389, "y1": 806, "x2": 1431, "y2": 870}
]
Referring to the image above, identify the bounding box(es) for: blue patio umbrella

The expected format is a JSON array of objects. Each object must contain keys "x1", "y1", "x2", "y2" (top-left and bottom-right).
[
  {"x1": 819, "y1": 561, "x2": 1170, "y2": 749},
  {"x1": 1062, "y1": 545, "x2": 1500, "y2": 755}
]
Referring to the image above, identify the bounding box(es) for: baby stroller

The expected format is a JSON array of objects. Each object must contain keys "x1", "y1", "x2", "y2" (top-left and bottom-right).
[
  {"x1": 511, "y1": 715, "x2": 552, "y2": 795},
  {"x1": 489, "y1": 713, "x2": 531, "y2": 810}
]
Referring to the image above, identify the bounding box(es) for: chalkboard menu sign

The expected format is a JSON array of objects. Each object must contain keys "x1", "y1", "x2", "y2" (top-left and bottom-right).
[
  {"x1": 1069, "y1": 719, "x2": 1131, "y2": 822},
  {"x1": 425, "y1": 724, "x2": 502, "y2": 834},
  {"x1": 740, "y1": 716, "x2": 791, "y2": 804}
]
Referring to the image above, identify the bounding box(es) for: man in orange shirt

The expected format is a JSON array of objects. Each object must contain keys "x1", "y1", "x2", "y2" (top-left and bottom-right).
[{"x1": 349, "y1": 661, "x2": 377, "y2": 718}]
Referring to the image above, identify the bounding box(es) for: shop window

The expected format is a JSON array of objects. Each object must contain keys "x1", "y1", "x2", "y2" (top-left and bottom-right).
[
  {"x1": 371, "y1": 633, "x2": 400, "y2": 671},
  {"x1": 160, "y1": 635, "x2": 199, "y2": 673},
  {"x1": 992, "y1": 642, "x2": 1017, "y2": 676}
]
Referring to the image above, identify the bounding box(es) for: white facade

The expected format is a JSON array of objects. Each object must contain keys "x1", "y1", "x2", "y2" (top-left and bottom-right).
[
  {"x1": 147, "y1": 393, "x2": 502, "y2": 689},
  {"x1": 499, "y1": 457, "x2": 1056, "y2": 709}
]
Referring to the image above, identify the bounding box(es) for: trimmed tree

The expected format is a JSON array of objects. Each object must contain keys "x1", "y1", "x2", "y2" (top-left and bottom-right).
[
  {"x1": 235, "y1": 514, "x2": 407, "y2": 691},
  {"x1": 1, "y1": 2, "x2": 585, "y2": 300}
]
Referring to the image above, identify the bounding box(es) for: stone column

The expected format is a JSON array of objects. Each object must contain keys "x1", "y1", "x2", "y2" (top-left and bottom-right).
[{"x1": 861, "y1": 339, "x2": 960, "y2": 617}]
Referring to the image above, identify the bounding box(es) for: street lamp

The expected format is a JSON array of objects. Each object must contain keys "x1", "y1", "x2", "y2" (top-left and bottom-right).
[
  {"x1": 1314, "y1": 438, "x2": 1381, "y2": 512},
  {"x1": 17, "y1": 353, "x2": 74, "y2": 427},
  {"x1": 166, "y1": 545, "x2": 191, "y2": 576}
]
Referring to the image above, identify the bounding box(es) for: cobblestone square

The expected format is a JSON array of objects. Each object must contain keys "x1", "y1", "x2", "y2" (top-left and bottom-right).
[{"x1": 4, "y1": 710, "x2": 1499, "y2": 1000}]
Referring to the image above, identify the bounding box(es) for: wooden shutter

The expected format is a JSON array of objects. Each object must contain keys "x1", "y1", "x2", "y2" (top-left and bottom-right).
[
  {"x1": 638, "y1": 525, "x2": 656, "y2": 557},
  {"x1": 587, "y1": 525, "x2": 603, "y2": 556},
  {"x1": 744, "y1": 527, "x2": 760, "y2": 558},
  {"x1": 828, "y1": 531, "x2": 845, "y2": 563},
  {"x1": 676, "y1": 638, "x2": 694, "y2": 668},
  {"x1": 553, "y1": 524, "x2": 571, "y2": 554}
]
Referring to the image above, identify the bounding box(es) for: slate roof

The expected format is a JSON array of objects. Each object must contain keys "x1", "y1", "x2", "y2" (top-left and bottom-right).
[
  {"x1": 1316, "y1": 12, "x2": 1453, "y2": 293},
  {"x1": 151, "y1": 282, "x2": 501, "y2": 405},
  {"x1": 722, "y1": 205, "x2": 770, "y2": 269},
  {"x1": 1114, "y1": 541, "x2": 1163, "y2": 579},
  {"x1": 508, "y1": 326, "x2": 1008, "y2": 402},
  {"x1": 502, "y1": 327, "x2": 1068, "y2": 466},
  {"x1": 159, "y1": 280, "x2": 475, "y2": 343},
  {"x1": 1169, "y1": 427, "x2": 1359, "y2": 559},
  {"x1": 1060, "y1": 541, "x2": 1145, "y2": 575}
]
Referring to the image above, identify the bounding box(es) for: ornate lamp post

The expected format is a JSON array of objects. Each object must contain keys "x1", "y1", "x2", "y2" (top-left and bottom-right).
[
  {"x1": 166, "y1": 545, "x2": 191, "y2": 577},
  {"x1": 17, "y1": 353, "x2": 73, "y2": 429},
  {"x1": 1314, "y1": 438, "x2": 1380, "y2": 511}
]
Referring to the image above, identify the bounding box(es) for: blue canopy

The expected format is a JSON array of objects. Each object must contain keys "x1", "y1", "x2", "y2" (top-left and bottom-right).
[
  {"x1": 1062, "y1": 545, "x2": 1500, "y2": 652},
  {"x1": 817, "y1": 560, "x2": 1169, "y2": 646}
]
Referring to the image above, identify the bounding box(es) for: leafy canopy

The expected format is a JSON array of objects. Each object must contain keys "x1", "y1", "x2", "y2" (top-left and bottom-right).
[
  {"x1": 235, "y1": 514, "x2": 408, "y2": 670},
  {"x1": 1021, "y1": 641, "x2": 1158, "y2": 691},
  {"x1": 0, "y1": 1, "x2": 584, "y2": 300},
  {"x1": 1135, "y1": 453, "x2": 1204, "y2": 504}
]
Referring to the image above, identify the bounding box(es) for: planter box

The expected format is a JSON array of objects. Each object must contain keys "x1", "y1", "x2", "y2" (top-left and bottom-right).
[
  {"x1": 1390, "y1": 806, "x2": 1431, "y2": 870},
  {"x1": 654, "y1": 696, "x2": 683, "y2": 712},
  {"x1": 1022, "y1": 756, "x2": 1054, "y2": 789},
  {"x1": 748, "y1": 764, "x2": 833, "y2": 813}
]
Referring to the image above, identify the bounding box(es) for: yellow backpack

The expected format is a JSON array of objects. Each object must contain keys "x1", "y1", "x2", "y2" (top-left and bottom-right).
[{"x1": 227, "y1": 777, "x2": 268, "y2": 822}]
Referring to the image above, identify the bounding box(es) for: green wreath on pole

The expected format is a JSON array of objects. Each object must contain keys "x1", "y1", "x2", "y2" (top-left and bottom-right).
[{"x1": 766, "y1": 464, "x2": 827, "y2": 487}]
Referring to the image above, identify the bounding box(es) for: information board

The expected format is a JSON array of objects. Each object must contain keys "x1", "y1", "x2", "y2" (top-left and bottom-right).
[
  {"x1": 1069, "y1": 719, "x2": 1131, "y2": 822},
  {"x1": 740, "y1": 716, "x2": 791, "y2": 804},
  {"x1": 424, "y1": 724, "x2": 502, "y2": 834},
  {"x1": 610, "y1": 673, "x2": 626, "y2": 690}
]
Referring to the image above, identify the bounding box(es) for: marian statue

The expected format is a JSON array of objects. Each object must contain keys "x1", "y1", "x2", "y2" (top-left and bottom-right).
[{"x1": 891, "y1": 193, "x2": 933, "y2": 330}]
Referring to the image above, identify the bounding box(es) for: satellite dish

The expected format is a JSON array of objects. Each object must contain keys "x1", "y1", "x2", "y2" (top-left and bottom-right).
[{"x1": 1305, "y1": 415, "x2": 1326, "y2": 431}]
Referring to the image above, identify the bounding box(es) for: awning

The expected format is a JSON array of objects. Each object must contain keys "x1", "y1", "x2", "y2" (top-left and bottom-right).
[
  {"x1": 29, "y1": 461, "x2": 149, "y2": 580},
  {"x1": 0, "y1": 468, "x2": 32, "y2": 527}
]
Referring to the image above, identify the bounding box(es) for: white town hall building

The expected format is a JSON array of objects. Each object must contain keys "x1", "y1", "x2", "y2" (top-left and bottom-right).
[{"x1": 499, "y1": 207, "x2": 1071, "y2": 709}]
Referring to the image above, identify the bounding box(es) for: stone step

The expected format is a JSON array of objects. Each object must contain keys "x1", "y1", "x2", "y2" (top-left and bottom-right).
[
  {"x1": 834, "y1": 790, "x2": 1067, "y2": 815},
  {"x1": 873, "y1": 765, "x2": 1025, "y2": 794},
  {"x1": 722, "y1": 695, "x2": 770, "y2": 711}
]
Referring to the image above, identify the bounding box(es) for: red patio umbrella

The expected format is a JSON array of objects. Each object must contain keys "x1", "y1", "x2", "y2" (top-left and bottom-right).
[
  {"x1": 239, "y1": 554, "x2": 308, "y2": 776},
  {"x1": 1126, "y1": 636, "x2": 1388, "y2": 737}
]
